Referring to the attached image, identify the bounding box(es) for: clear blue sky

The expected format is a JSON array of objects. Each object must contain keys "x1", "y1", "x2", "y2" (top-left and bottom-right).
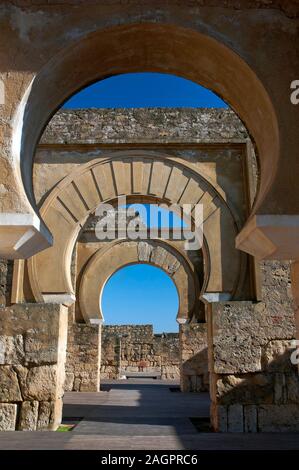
[
  {"x1": 101, "y1": 264, "x2": 179, "y2": 333},
  {"x1": 65, "y1": 73, "x2": 223, "y2": 332},
  {"x1": 63, "y1": 72, "x2": 227, "y2": 108}
]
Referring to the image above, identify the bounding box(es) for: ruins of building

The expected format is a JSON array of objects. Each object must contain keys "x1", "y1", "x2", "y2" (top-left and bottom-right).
[{"x1": 0, "y1": 105, "x2": 298, "y2": 433}]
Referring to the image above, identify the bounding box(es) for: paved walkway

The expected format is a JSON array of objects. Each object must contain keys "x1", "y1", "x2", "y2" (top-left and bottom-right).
[{"x1": 0, "y1": 380, "x2": 299, "y2": 449}]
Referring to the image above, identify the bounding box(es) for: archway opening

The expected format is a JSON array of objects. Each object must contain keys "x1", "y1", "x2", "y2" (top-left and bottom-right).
[
  {"x1": 101, "y1": 263, "x2": 179, "y2": 333},
  {"x1": 100, "y1": 263, "x2": 181, "y2": 382}
]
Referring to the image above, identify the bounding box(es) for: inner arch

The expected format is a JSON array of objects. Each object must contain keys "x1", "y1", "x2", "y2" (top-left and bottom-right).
[{"x1": 101, "y1": 263, "x2": 179, "y2": 333}]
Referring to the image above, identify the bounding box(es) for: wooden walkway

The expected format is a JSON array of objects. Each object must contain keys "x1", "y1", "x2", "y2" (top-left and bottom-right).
[{"x1": 0, "y1": 380, "x2": 299, "y2": 450}]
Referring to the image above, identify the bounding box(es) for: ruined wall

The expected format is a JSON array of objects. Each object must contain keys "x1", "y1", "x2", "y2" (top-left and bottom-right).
[
  {"x1": 180, "y1": 323, "x2": 209, "y2": 392},
  {"x1": 101, "y1": 325, "x2": 180, "y2": 380},
  {"x1": 0, "y1": 304, "x2": 67, "y2": 431},
  {"x1": 210, "y1": 260, "x2": 299, "y2": 432},
  {"x1": 40, "y1": 108, "x2": 246, "y2": 145},
  {"x1": 64, "y1": 321, "x2": 101, "y2": 392}
]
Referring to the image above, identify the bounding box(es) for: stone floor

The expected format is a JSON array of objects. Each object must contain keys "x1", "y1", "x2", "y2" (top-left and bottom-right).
[{"x1": 0, "y1": 379, "x2": 299, "y2": 449}]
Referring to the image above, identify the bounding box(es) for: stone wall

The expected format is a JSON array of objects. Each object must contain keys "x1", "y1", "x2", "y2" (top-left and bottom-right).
[
  {"x1": 0, "y1": 259, "x2": 13, "y2": 307},
  {"x1": 101, "y1": 325, "x2": 180, "y2": 380},
  {"x1": 0, "y1": 304, "x2": 67, "y2": 431},
  {"x1": 65, "y1": 321, "x2": 101, "y2": 392},
  {"x1": 209, "y1": 260, "x2": 299, "y2": 432},
  {"x1": 180, "y1": 323, "x2": 209, "y2": 392},
  {"x1": 40, "y1": 108, "x2": 247, "y2": 145}
]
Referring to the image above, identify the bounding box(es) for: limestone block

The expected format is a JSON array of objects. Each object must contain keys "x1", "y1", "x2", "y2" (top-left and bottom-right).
[
  {"x1": 258, "y1": 405, "x2": 299, "y2": 432},
  {"x1": 0, "y1": 404, "x2": 17, "y2": 431},
  {"x1": 213, "y1": 335, "x2": 261, "y2": 374},
  {"x1": 286, "y1": 371, "x2": 299, "y2": 403},
  {"x1": 48, "y1": 398, "x2": 63, "y2": 431},
  {"x1": 36, "y1": 400, "x2": 61, "y2": 431},
  {"x1": 244, "y1": 405, "x2": 257, "y2": 432},
  {"x1": 211, "y1": 404, "x2": 227, "y2": 432},
  {"x1": 0, "y1": 335, "x2": 24, "y2": 364},
  {"x1": 0, "y1": 366, "x2": 22, "y2": 402},
  {"x1": 64, "y1": 372, "x2": 75, "y2": 391},
  {"x1": 37, "y1": 401, "x2": 52, "y2": 430},
  {"x1": 19, "y1": 401, "x2": 39, "y2": 431},
  {"x1": 262, "y1": 340, "x2": 293, "y2": 372},
  {"x1": 73, "y1": 377, "x2": 81, "y2": 391},
  {"x1": 137, "y1": 242, "x2": 152, "y2": 262},
  {"x1": 23, "y1": 365, "x2": 58, "y2": 401},
  {"x1": 228, "y1": 404, "x2": 244, "y2": 432},
  {"x1": 24, "y1": 331, "x2": 58, "y2": 365},
  {"x1": 274, "y1": 373, "x2": 287, "y2": 404},
  {"x1": 0, "y1": 304, "x2": 68, "y2": 367},
  {"x1": 216, "y1": 373, "x2": 274, "y2": 405}
]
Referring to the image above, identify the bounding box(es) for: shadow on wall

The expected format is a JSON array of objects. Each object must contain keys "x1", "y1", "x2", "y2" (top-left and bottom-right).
[
  {"x1": 181, "y1": 348, "x2": 209, "y2": 392},
  {"x1": 212, "y1": 348, "x2": 299, "y2": 433}
]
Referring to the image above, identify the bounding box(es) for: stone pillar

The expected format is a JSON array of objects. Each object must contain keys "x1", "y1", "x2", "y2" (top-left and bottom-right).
[
  {"x1": 179, "y1": 323, "x2": 209, "y2": 392},
  {"x1": 64, "y1": 321, "x2": 101, "y2": 392},
  {"x1": 208, "y1": 300, "x2": 299, "y2": 432},
  {"x1": 0, "y1": 303, "x2": 68, "y2": 431}
]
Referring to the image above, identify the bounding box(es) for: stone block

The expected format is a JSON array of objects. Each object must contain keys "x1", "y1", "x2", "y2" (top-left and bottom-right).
[
  {"x1": 0, "y1": 404, "x2": 17, "y2": 431},
  {"x1": 286, "y1": 371, "x2": 299, "y2": 403},
  {"x1": 211, "y1": 404, "x2": 227, "y2": 432},
  {"x1": 49, "y1": 398, "x2": 63, "y2": 431},
  {"x1": 23, "y1": 365, "x2": 58, "y2": 401},
  {"x1": 262, "y1": 340, "x2": 294, "y2": 372},
  {"x1": 258, "y1": 405, "x2": 299, "y2": 432},
  {"x1": 213, "y1": 335, "x2": 261, "y2": 374},
  {"x1": 211, "y1": 301, "x2": 295, "y2": 376},
  {"x1": 0, "y1": 366, "x2": 22, "y2": 402},
  {"x1": 0, "y1": 304, "x2": 68, "y2": 367},
  {"x1": 228, "y1": 404, "x2": 244, "y2": 432},
  {"x1": 244, "y1": 405, "x2": 257, "y2": 432},
  {"x1": 37, "y1": 401, "x2": 53, "y2": 430},
  {"x1": 274, "y1": 373, "x2": 287, "y2": 404},
  {"x1": 64, "y1": 372, "x2": 75, "y2": 391},
  {"x1": 0, "y1": 334, "x2": 24, "y2": 364},
  {"x1": 19, "y1": 401, "x2": 39, "y2": 431},
  {"x1": 216, "y1": 373, "x2": 274, "y2": 405}
]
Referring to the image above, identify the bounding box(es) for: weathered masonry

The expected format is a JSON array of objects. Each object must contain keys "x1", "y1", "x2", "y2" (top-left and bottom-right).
[
  {"x1": 0, "y1": 105, "x2": 298, "y2": 432},
  {"x1": 100, "y1": 325, "x2": 180, "y2": 382}
]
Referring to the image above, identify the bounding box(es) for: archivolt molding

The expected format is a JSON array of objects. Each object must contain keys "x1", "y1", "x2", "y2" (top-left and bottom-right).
[
  {"x1": 79, "y1": 239, "x2": 197, "y2": 324},
  {"x1": 28, "y1": 151, "x2": 245, "y2": 304}
]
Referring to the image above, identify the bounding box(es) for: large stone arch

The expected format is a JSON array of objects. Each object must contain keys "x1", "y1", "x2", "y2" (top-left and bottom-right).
[
  {"x1": 79, "y1": 239, "x2": 198, "y2": 325},
  {"x1": 27, "y1": 152, "x2": 245, "y2": 307},
  {"x1": 5, "y1": 20, "x2": 296, "y2": 261}
]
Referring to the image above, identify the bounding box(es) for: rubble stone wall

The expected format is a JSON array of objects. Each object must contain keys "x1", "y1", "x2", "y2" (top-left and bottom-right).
[
  {"x1": 0, "y1": 304, "x2": 68, "y2": 431},
  {"x1": 101, "y1": 325, "x2": 180, "y2": 380}
]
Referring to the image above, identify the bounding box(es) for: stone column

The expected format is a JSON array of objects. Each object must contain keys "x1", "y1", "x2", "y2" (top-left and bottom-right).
[
  {"x1": 0, "y1": 303, "x2": 68, "y2": 431},
  {"x1": 208, "y1": 298, "x2": 299, "y2": 433}
]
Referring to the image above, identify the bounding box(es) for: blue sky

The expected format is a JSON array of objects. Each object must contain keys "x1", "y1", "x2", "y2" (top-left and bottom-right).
[
  {"x1": 63, "y1": 72, "x2": 227, "y2": 108},
  {"x1": 125, "y1": 203, "x2": 187, "y2": 228},
  {"x1": 66, "y1": 73, "x2": 222, "y2": 332},
  {"x1": 101, "y1": 264, "x2": 179, "y2": 333}
]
